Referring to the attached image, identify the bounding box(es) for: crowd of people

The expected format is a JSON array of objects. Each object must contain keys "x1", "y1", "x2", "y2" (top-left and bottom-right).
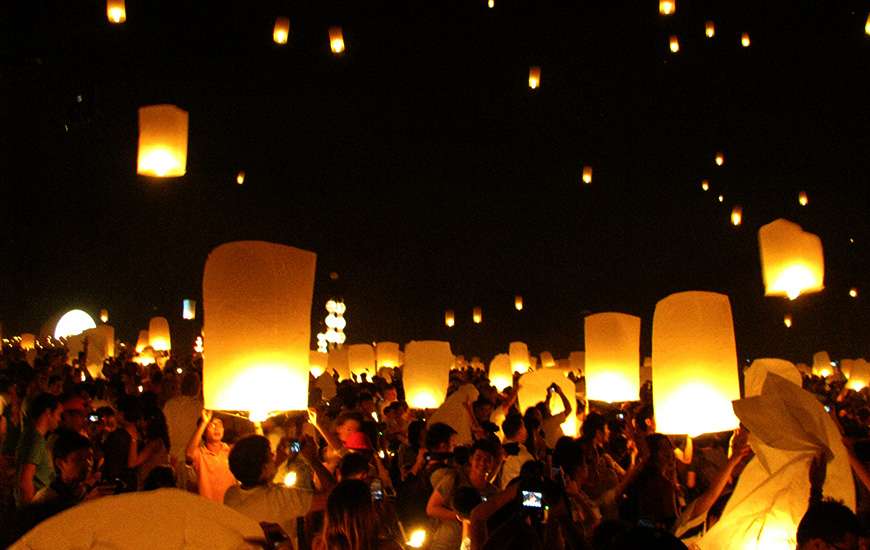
[{"x1": 0, "y1": 342, "x2": 868, "y2": 549}]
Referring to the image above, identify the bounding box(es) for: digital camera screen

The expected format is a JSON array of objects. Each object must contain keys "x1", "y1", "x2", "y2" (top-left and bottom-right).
[{"x1": 521, "y1": 490, "x2": 543, "y2": 508}]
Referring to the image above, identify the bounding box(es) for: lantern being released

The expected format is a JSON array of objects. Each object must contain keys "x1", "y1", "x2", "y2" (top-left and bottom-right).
[
  {"x1": 518, "y1": 369, "x2": 578, "y2": 437},
  {"x1": 652, "y1": 291, "x2": 740, "y2": 436},
  {"x1": 203, "y1": 241, "x2": 316, "y2": 417},
  {"x1": 812, "y1": 351, "x2": 832, "y2": 378},
  {"x1": 528, "y1": 66, "x2": 541, "y2": 90},
  {"x1": 106, "y1": 0, "x2": 126, "y2": 24},
  {"x1": 148, "y1": 317, "x2": 171, "y2": 351},
  {"x1": 509, "y1": 342, "x2": 531, "y2": 374},
  {"x1": 659, "y1": 0, "x2": 675, "y2": 15},
  {"x1": 376, "y1": 342, "x2": 401, "y2": 368},
  {"x1": 309, "y1": 351, "x2": 327, "y2": 378},
  {"x1": 489, "y1": 354, "x2": 513, "y2": 391},
  {"x1": 137, "y1": 105, "x2": 188, "y2": 177},
  {"x1": 758, "y1": 219, "x2": 825, "y2": 300},
  {"x1": 584, "y1": 312, "x2": 640, "y2": 403},
  {"x1": 348, "y1": 344, "x2": 375, "y2": 379},
  {"x1": 403, "y1": 341, "x2": 453, "y2": 409},
  {"x1": 328, "y1": 26, "x2": 345, "y2": 54},
  {"x1": 273, "y1": 17, "x2": 290, "y2": 44}
]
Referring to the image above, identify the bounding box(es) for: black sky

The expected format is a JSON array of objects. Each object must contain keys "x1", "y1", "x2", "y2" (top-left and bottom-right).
[{"x1": 1, "y1": 0, "x2": 868, "y2": 363}]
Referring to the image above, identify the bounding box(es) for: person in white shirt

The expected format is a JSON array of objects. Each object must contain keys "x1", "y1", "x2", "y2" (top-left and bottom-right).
[{"x1": 499, "y1": 414, "x2": 534, "y2": 489}]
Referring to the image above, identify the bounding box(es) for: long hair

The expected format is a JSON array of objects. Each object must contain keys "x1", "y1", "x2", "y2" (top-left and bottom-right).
[{"x1": 320, "y1": 480, "x2": 380, "y2": 550}]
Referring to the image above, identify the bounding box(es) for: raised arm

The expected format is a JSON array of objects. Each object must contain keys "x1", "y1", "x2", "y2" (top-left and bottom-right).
[
  {"x1": 307, "y1": 408, "x2": 343, "y2": 452},
  {"x1": 186, "y1": 409, "x2": 212, "y2": 463}
]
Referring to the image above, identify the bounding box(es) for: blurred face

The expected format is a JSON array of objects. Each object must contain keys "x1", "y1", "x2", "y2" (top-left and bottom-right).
[
  {"x1": 57, "y1": 448, "x2": 93, "y2": 484},
  {"x1": 337, "y1": 419, "x2": 361, "y2": 444},
  {"x1": 469, "y1": 449, "x2": 495, "y2": 478},
  {"x1": 48, "y1": 405, "x2": 63, "y2": 431},
  {"x1": 62, "y1": 410, "x2": 87, "y2": 433},
  {"x1": 360, "y1": 400, "x2": 375, "y2": 415},
  {"x1": 205, "y1": 418, "x2": 224, "y2": 443},
  {"x1": 475, "y1": 404, "x2": 493, "y2": 423},
  {"x1": 100, "y1": 414, "x2": 117, "y2": 432}
]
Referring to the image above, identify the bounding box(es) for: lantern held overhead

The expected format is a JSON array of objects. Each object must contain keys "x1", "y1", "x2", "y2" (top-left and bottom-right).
[
  {"x1": 137, "y1": 104, "x2": 189, "y2": 178},
  {"x1": 758, "y1": 219, "x2": 825, "y2": 300},
  {"x1": 375, "y1": 342, "x2": 401, "y2": 368},
  {"x1": 488, "y1": 354, "x2": 513, "y2": 391},
  {"x1": 509, "y1": 342, "x2": 531, "y2": 374},
  {"x1": 584, "y1": 312, "x2": 641, "y2": 403}
]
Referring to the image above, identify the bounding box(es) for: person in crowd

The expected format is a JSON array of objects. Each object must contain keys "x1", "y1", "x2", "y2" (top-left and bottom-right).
[
  {"x1": 540, "y1": 384, "x2": 573, "y2": 450},
  {"x1": 522, "y1": 408, "x2": 547, "y2": 461},
  {"x1": 56, "y1": 394, "x2": 89, "y2": 438},
  {"x1": 100, "y1": 394, "x2": 140, "y2": 493},
  {"x1": 499, "y1": 413, "x2": 534, "y2": 489},
  {"x1": 1, "y1": 382, "x2": 23, "y2": 456},
  {"x1": 312, "y1": 479, "x2": 403, "y2": 550},
  {"x1": 163, "y1": 371, "x2": 203, "y2": 490},
  {"x1": 796, "y1": 498, "x2": 861, "y2": 550},
  {"x1": 131, "y1": 405, "x2": 171, "y2": 489},
  {"x1": 15, "y1": 393, "x2": 63, "y2": 506},
  {"x1": 397, "y1": 419, "x2": 426, "y2": 481},
  {"x1": 185, "y1": 409, "x2": 236, "y2": 502},
  {"x1": 143, "y1": 465, "x2": 177, "y2": 490},
  {"x1": 579, "y1": 412, "x2": 633, "y2": 520},
  {"x1": 309, "y1": 408, "x2": 365, "y2": 461},
  {"x1": 337, "y1": 451, "x2": 370, "y2": 482}
]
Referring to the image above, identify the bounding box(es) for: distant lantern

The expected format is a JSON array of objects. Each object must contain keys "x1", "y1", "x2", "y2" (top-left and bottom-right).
[
  {"x1": 717, "y1": 194, "x2": 724, "y2": 203},
  {"x1": 758, "y1": 219, "x2": 825, "y2": 300},
  {"x1": 798, "y1": 191, "x2": 808, "y2": 206},
  {"x1": 701, "y1": 179, "x2": 710, "y2": 191},
  {"x1": 100, "y1": 309, "x2": 109, "y2": 323},
  {"x1": 812, "y1": 351, "x2": 832, "y2": 377},
  {"x1": 148, "y1": 317, "x2": 171, "y2": 351},
  {"x1": 540, "y1": 351, "x2": 556, "y2": 368},
  {"x1": 403, "y1": 341, "x2": 453, "y2": 409},
  {"x1": 273, "y1": 17, "x2": 290, "y2": 45},
  {"x1": 472, "y1": 307, "x2": 482, "y2": 324},
  {"x1": 652, "y1": 291, "x2": 741, "y2": 436},
  {"x1": 182, "y1": 299, "x2": 196, "y2": 320},
  {"x1": 203, "y1": 241, "x2": 316, "y2": 419},
  {"x1": 731, "y1": 206, "x2": 743, "y2": 226},
  {"x1": 518, "y1": 369, "x2": 578, "y2": 437},
  {"x1": 514, "y1": 295, "x2": 523, "y2": 311},
  {"x1": 135, "y1": 330, "x2": 150, "y2": 353},
  {"x1": 528, "y1": 66, "x2": 541, "y2": 90},
  {"x1": 866, "y1": 12, "x2": 870, "y2": 36},
  {"x1": 849, "y1": 288, "x2": 858, "y2": 298},
  {"x1": 444, "y1": 309, "x2": 455, "y2": 327},
  {"x1": 489, "y1": 354, "x2": 513, "y2": 391},
  {"x1": 783, "y1": 314, "x2": 793, "y2": 328},
  {"x1": 847, "y1": 359, "x2": 870, "y2": 391},
  {"x1": 348, "y1": 344, "x2": 376, "y2": 379},
  {"x1": 582, "y1": 165, "x2": 593, "y2": 184},
  {"x1": 329, "y1": 26, "x2": 345, "y2": 54},
  {"x1": 584, "y1": 312, "x2": 641, "y2": 403},
  {"x1": 309, "y1": 351, "x2": 327, "y2": 378},
  {"x1": 55, "y1": 310, "x2": 97, "y2": 340},
  {"x1": 106, "y1": 0, "x2": 126, "y2": 24},
  {"x1": 669, "y1": 35, "x2": 680, "y2": 53},
  {"x1": 705, "y1": 21, "x2": 715, "y2": 38},
  {"x1": 20, "y1": 333, "x2": 36, "y2": 351},
  {"x1": 487, "y1": 0, "x2": 494, "y2": 8},
  {"x1": 715, "y1": 151, "x2": 724, "y2": 166},
  {"x1": 376, "y1": 342, "x2": 401, "y2": 368},
  {"x1": 741, "y1": 32, "x2": 751, "y2": 47},
  {"x1": 659, "y1": 0, "x2": 675, "y2": 16},
  {"x1": 236, "y1": 171, "x2": 245, "y2": 185},
  {"x1": 137, "y1": 104, "x2": 189, "y2": 178},
  {"x1": 509, "y1": 342, "x2": 531, "y2": 374}
]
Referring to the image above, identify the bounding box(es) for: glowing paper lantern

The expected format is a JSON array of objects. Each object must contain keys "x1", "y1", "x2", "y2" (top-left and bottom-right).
[
  {"x1": 135, "y1": 330, "x2": 149, "y2": 353},
  {"x1": 652, "y1": 291, "x2": 740, "y2": 436},
  {"x1": 472, "y1": 307, "x2": 482, "y2": 324},
  {"x1": 741, "y1": 32, "x2": 751, "y2": 47},
  {"x1": 137, "y1": 105, "x2": 188, "y2": 177},
  {"x1": 514, "y1": 295, "x2": 523, "y2": 311},
  {"x1": 715, "y1": 151, "x2": 725, "y2": 166},
  {"x1": 403, "y1": 341, "x2": 453, "y2": 409},
  {"x1": 148, "y1": 317, "x2": 171, "y2": 351},
  {"x1": 866, "y1": 12, "x2": 870, "y2": 36},
  {"x1": 518, "y1": 369, "x2": 578, "y2": 437},
  {"x1": 701, "y1": 179, "x2": 710, "y2": 191},
  {"x1": 106, "y1": 0, "x2": 126, "y2": 24},
  {"x1": 846, "y1": 359, "x2": 870, "y2": 391},
  {"x1": 84, "y1": 325, "x2": 115, "y2": 378},
  {"x1": 705, "y1": 21, "x2": 715, "y2": 38},
  {"x1": 568, "y1": 351, "x2": 585, "y2": 374},
  {"x1": 202, "y1": 241, "x2": 316, "y2": 417},
  {"x1": 783, "y1": 314, "x2": 792, "y2": 328},
  {"x1": 273, "y1": 17, "x2": 290, "y2": 45},
  {"x1": 850, "y1": 288, "x2": 858, "y2": 298},
  {"x1": 812, "y1": 351, "x2": 832, "y2": 377},
  {"x1": 540, "y1": 351, "x2": 556, "y2": 368},
  {"x1": 669, "y1": 35, "x2": 680, "y2": 53},
  {"x1": 659, "y1": 0, "x2": 675, "y2": 15},
  {"x1": 584, "y1": 312, "x2": 640, "y2": 403},
  {"x1": 236, "y1": 171, "x2": 245, "y2": 185},
  {"x1": 348, "y1": 344, "x2": 375, "y2": 378},
  {"x1": 718, "y1": 194, "x2": 724, "y2": 203},
  {"x1": 743, "y1": 358, "x2": 801, "y2": 397},
  {"x1": 509, "y1": 342, "x2": 531, "y2": 374},
  {"x1": 182, "y1": 299, "x2": 196, "y2": 320},
  {"x1": 328, "y1": 347, "x2": 350, "y2": 380},
  {"x1": 798, "y1": 191, "x2": 808, "y2": 206},
  {"x1": 489, "y1": 354, "x2": 513, "y2": 391},
  {"x1": 55, "y1": 310, "x2": 97, "y2": 340},
  {"x1": 328, "y1": 26, "x2": 345, "y2": 54},
  {"x1": 376, "y1": 342, "x2": 400, "y2": 368},
  {"x1": 309, "y1": 351, "x2": 327, "y2": 378},
  {"x1": 841, "y1": 359, "x2": 855, "y2": 379},
  {"x1": 100, "y1": 309, "x2": 109, "y2": 323},
  {"x1": 487, "y1": 0, "x2": 494, "y2": 8},
  {"x1": 528, "y1": 66, "x2": 541, "y2": 90},
  {"x1": 20, "y1": 333, "x2": 36, "y2": 351},
  {"x1": 731, "y1": 206, "x2": 743, "y2": 226},
  {"x1": 582, "y1": 165, "x2": 593, "y2": 184},
  {"x1": 444, "y1": 309, "x2": 455, "y2": 327},
  {"x1": 758, "y1": 219, "x2": 825, "y2": 300}
]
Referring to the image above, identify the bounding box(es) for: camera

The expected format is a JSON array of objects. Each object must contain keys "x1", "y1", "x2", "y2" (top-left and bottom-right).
[
  {"x1": 370, "y1": 478, "x2": 384, "y2": 501},
  {"x1": 88, "y1": 414, "x2": 100, "y2": 423}
]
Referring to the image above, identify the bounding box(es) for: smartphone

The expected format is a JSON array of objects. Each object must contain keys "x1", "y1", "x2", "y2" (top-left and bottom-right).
[
  {"x1": 824, "y1": 405, "x2": 831, "y2": 413},
  {"x1": 370, "y1": 479, "x2": 384, "y2": 501},
  {"x1": 521, "y1": 490, "x2": 543, "y2": 509},
  {"x1": 88, "y1": 414, "x2": 100, "y2": 423},
  {"x1": 288, "y1": 440, "x2": 302, "y2": 454},
  {"x1": 617, "y1": 413, "x2": 625, "y2": 420}
]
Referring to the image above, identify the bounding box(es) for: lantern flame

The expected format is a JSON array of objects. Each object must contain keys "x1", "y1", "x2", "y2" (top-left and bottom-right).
[
  {"x1": 783, "y1": 314, "x2": 792, "y2": 328},
  {"x1": 514, "y1": 295, "x2": 523, "y2": 311},
  {"x1": 236, "y1": 171, "x2": 245, "y2": 185},
  {"x1": 741, "y1": 33, "x2": 751, "y2": 47},
  {"x1": 472, "y1": 307, "x2": 482, "y2": 324},
  {"x1": 582, "y1": 165, "x2": 593, "y2": 184},
  {"x1": 849, "y1": 288, "x2": 858, "y2": 298},
  {"x1": 283, "y1": 471, "x2": 297, "y2": 487},
  {"x1": 137, "y1": 105, "x2": 189, "y2": 178},
  {"x1": 701, "y1": 179, "x2": 709, "y2": 191},
  {"x1": 715, "y1": 151, "x2": 724, "y2": 166},
  {"x1": 798, "y1": 191, "x2": 808, "y2": 206},
  {"x1": 445, "y1": 310, "x2": 455, "y2": 327},
  {"x1": 731, "y1": 206, "x2": 743, "y2": 226}
]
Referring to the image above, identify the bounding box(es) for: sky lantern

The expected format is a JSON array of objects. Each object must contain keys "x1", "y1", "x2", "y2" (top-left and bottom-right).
[
  {"x1": 135, "y1": 330, "x2": 149, "y2": 353},
  {"x1": 705, "y1": 21, "x2": 716, "y2": 38},
  {"x1": 376, "y1": 342, "x2": 400, "y2": 368},
  {"x1": 669, "y1": 35, "x2": 680, "y2": 53},
  {"x1": 444, "y1": 309, "x2": 455, "y2": 327},
  {"x1": 99, "y1": 309, "x2": 109, "y2": 323},
  {"x1": 743, "y1": 358, "x2": 802, "y2": 397},
  {"x1": 348, "y1": 344, "x2": 376, "y2": 379},
  {"x1": 717, "y1": 194, "x2": 724, "y2": 203},
  {"x1": 489, "y1": 354, "x2": 513, "y2": 391},
  {"x1": 701, "y1": 179, "x2": 709, "y2": 191},
  {"x1": 715, "y1": 151, "x2": 725, "y2": 166},
  {"x1": 731, "y1": 205, "x2": 743, "y2": 226},
  {"x1": 472, "y1": 306, "x2": 482, "y2": 324},
  {"x1": 652, "y1": 291, "x2": 741, "y2": 436},
  {"x1": 846, "y1": 359, "x2": 870, "y2": 391},
  {"x1": 509, "y1": 342, "x2": 531, "y2": 374},
  {"x1": 741, "y1": 32, "x2": 751, "y2": 47},
  {"x1": 328, "y1": 347, "x2": 350, "y2": 380},
  {"x1": 798, "y1": 191, "x2": 808, "y2": 206},
  {"x1": 329, "y1": 26, "x2": 345, "y2": 54},
  {"x1": 309, "y1": 351, "x2": 327, "y2": 378},
  {"x1": 54, "y1": 310, "x2": 97, "y2": 340},
  {"x1": 584, "y1": 312, "x2": 641, "y2": 403},
  {"x1": 659, "y1": 0, "x2": 675, "y2": 16},
  {"x1": 20, "y1": 333, "x2": 36, "y2": 351},
  {"x1": 182, "y1": 299, "x2": 196, "y2": 320},
  {"x1": 866, "y1": 12, "x2": 870, "y2": 35},
  {"x1": 841, "y1": 359, "x2": 855, "y2": 379},
  {"x1": 582, "y1": 165, "x2": 593, "y2": 184},
  {"x1": 540, "y1": 351, "x2": 556, "y2": 368},
  {"x1": 106, "y1": 0, "x2": 126, "y2": 24},
  {"x1": 202, "y1": 241, "x2": 316, "y2": 420},
  {"x1": 528, "y1": 66, "x2": 541, "y2": 90},
  {"x1": 148, "y1": 317, "x2": 171, "y2": 351},
  {"x1": 403, "y1": 341, "x2": 453, "y2": 409},
  {"x1": 758, "y1": 219, "x2": 825, "y2": 300},
  {"x1": 514, "y1": 295, "x2": 523, "y2": 311},
  {"x1": 85, "y1": 325, "x2": 115, "y2": 378},
  {"x1": 487, "y1": 0, "x2": 494, "y2": 8},
  {"x1": 236, "y1": 171, "x2": 245, "y2": 185},
  {"x1": 518, "y1": 369, "x2": 578, "y2": 437},
  {"x1": 850, "y1": 287, "x2": 858, "y2": 298},
  {"x1": 812, "y1": 351, "x2": 832, "y2": 377},
  {"x1": 783, "y1": 314, "x2": 792, "y2": 328},
  {"x1": 137, "y1": 105, "x2": 188, "y2": 178},
  {"x1": 273, "y1": 17, "x2": 290, "y2": 45}
]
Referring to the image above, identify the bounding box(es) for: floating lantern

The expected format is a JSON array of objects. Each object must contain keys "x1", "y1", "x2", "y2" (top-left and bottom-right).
[
  {"x1": 85, "y1": 325, "x2": 114, "y2": 378},
  {"x1": 718, "y1": 194, "x2": 724, "y2": 203},
  {"x1": 798, "y1": 191, "x2": 808, "y2": 206},
  {"x1": 758, "y1": 219, "x2": 825, "y2": 300},
  {"x1": 472, "y1": 307, "x2": 482, "y2": 324},
  {"x1": 202, "y1": 241, "x2": 316, "y2": 417},
  {"x1": 846, "y1": 359, "x2": 870, "y2": 391},
  {"x1": 509, "y1": 342, "x2": 531, "y2": 374},
  {"x1": 445, "y1": 309, "x2": 455, "y2": 327},
  {"x1": 518, "y1": 369, "x2": 578, "y2": 437},
  {"x1": 741, "y1": 32, "x2": 751, "y2": 47},
  {"x1": 137, "y1": 105, "x2": 188, "y2": 177},
  {"x1": 514, "y1": 295, "x2": 523, "y2": 311},
  {"x1": 528, "y1": 66, "x2": 541, "y2": 90},
  {"x1": 309, "y1": 351, "x2": 328, "y2": 378},
  {"x1": 376, "y1": 342, "x2": 401, "y2": 368},
  {"x1": 705, "y1": 21, "x2": 715, "y2": 38},
  {"x1": 54, "y1": 310, "x2": 97, "y2": 340},
  {"x1": 584, "y1": 312, "x2": 641, "y2": 403},
  {"x1": 701, "y1": 179, "x2": 710, "y2": 191},
  {"x1": 182, "y1": 299, "x2": 196, "y2": 320},
  {"x1": 812, "y1": 351, "x2": 832, "y2": 377},
  {"x1": 348, "y1": 344, "x2": 376, "y2": 378},
  {"x1": 489, "y1": 354, "x2": 513, "y2": 391},
  {"x1": 20, "y1": 333, "x2": 36, "y2": 351},
  {"x1": 866, "y1": 12, "x2": 870, "y2": 36},
  {"x1": 850, "y1": 288, "x2": 858, "y2": 298},
  {"x1": 487, "y1": 0, "x2": 494, "y2": 8},
  {"x1": 669, "y1": 35, "x2": 680, "y2": 53},
  {"x1": 328, "y1": 26, "x2": 345, "y2": 54},
  {"x1": 731, "y1": 205, "x2": 743, "y2": 226},
  {"x1": 135, "y1": 330, "x2": 149, "y2": 353},
  {"x1": 659, "y1": 0, "x2": 675, "y2": 15},
  {"x1": 148, "y1": 317, "x2": 171, "y2": 351},
  {"x1": 652, "y1": 291, "x2": 741, "y2": 436},
  {"x1": 328, "y1": 347, "x2": 350, "y2": 380},
  {"x1": 540, "y1": 351, "x2": 556, "y2": 368},
  {"x1": 568, "y1": 351, "x2": 585, "y2": 374},
  {"x1": 582, "y1": 165, "x2": 593, "y2": 184},
  {"x1": 783, "y1": 314, "x2": 792, "y2": 328},
  {"x1": 715, "y1": 151, "x2": 724, "y2": 166},
  {"x1": 106, "y1": 0, "x2": 126, "y2": 24},
  {"x1": 236, "y1": 171, "x2": 245, "y2": 185},
  {"x1": 273, "y1": 17, "x2": 290, "y2": 45},
  {"x1": 404, "y1": 341, "x2": 453, "y2": 409},
  {"x1": 100, "y1": 309, "x2": 109, "y2": 323}
]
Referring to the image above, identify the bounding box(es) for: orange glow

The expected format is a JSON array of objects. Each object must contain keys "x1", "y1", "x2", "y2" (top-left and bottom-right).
[
  {"x1": 584, "y1": 313, "x2": 640, "y2": 402},
  {"x1": 509, "y1": 342, "x2": 531, "y2": 374},
  {"x1": 582, "y1": 165, "x2": 593, "y2": 184},
  {"x1": 514, "y1": 295, "x2": 523, "y2": 311},
  {"x1": 528, "y1": 66, "x2": 541, "y2": 89},
  {"x1": 849, "y1": 288, "x2": 858, "y2": 298},
  {"x1": 236, "y1": 171, "x2": 245, "y2": 185},
  {"x1": 783, "y1": 314, "x2": 792, "y2": 328},
  {"x1": 715, "y1": 151, "x2": 724, "y2": 166},
  {"x1": 705, "y1": 21, "x2": 715, "y2": 38},
  {"x1": 758, "y1": 219, "x2": 825, "y2": 300},
  {"x1": 106, "y1": 0, "x2": 126, "y2": 24},
  {"x1": 669, "y1": 35, "x2": 680, "y2": 53},
  {"x1": 798, "y1": 191, "x2": 808, "y2": 206},
  {"x1": 741, "y1": 33, "x2": 751, "y2": 47},
  {"x1": 444, "y1": 309, "x2": 455, "y2": 327},
  {"x1": 472, "y1": 307, "x2": 482, "y2": 324},
  {"x1": 137, "y1": 105, "x2": 188, "y2": 177},
  {"x1": 731, "y1": 206, "x2": 743, "y2": 226},
  {"x1": 329, "y1": 26, "x2": 345, "y2": 54},
  {"x1": 404, "y1": 341, "x2": 453, "y2": 409},
  {"x1": 701, "y1": 179, "x2": 709, "y2": 191},
  {"x1": 659, "y1": 0, "x2": 675, "y2": 15},
  {"x1": 273, "y1": 17, "x2": 290, "y2": 45}
]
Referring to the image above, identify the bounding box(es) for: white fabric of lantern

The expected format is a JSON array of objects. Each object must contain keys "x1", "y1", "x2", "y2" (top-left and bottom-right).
[
  {"x1": 568, "y1": 351, "x2": 585, "y2": 374},
  {"x1": 309, "y1": 351, "x2": 328, "y2": 378},
  {"x1": 812, "y1": 351, "x2": 832, "y2": 377},
  {"x1": 348, "y1": 344, "x2": 375, "y2": 379},
  {"x1": 488, "y1": 354, "x2": 513, "y2": 391},
  {"x1": 846, "y1": 359, "x2": 870, "y2": 391},
  {"x1": 584, "y1": 312, "x2": 641, "y2": 402},
  {"x1": 148, "y1": 317, "x2": 171, "y2": 351},
  {"x1": 429, "y1": 384, "x2": 479, "y2": 446},
  {"x1": 743, "y1": 358, "x2": 802, "y2": 398},
  {"x1": 509, "y1": 342, "x2": 531, "y2": 374},
  {"x1": 758, "y1": 219, "x2": 825, "y2": 300},
  {"x1": 84, "y1": 325, "x2": 115, "y2": 379},
  {"x1": 403, "y1": 340, "x2": 453, "y2": 409},
  {"x1": 135, "y1": 330, "x2": 149, "y2": 353},
  {"x1": 540, "y1": 351, "x2": 556, "y2": 368}
]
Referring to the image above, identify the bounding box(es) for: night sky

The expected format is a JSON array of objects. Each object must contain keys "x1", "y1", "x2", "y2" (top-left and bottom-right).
[{"x1": 2, "y1": 0, "x2": 868, "y2": 364}]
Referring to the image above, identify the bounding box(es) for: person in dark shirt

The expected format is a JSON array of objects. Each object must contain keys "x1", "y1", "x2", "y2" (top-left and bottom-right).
[{"x1": 100, "y1": 395, "x2": 141, "y2": 493}]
